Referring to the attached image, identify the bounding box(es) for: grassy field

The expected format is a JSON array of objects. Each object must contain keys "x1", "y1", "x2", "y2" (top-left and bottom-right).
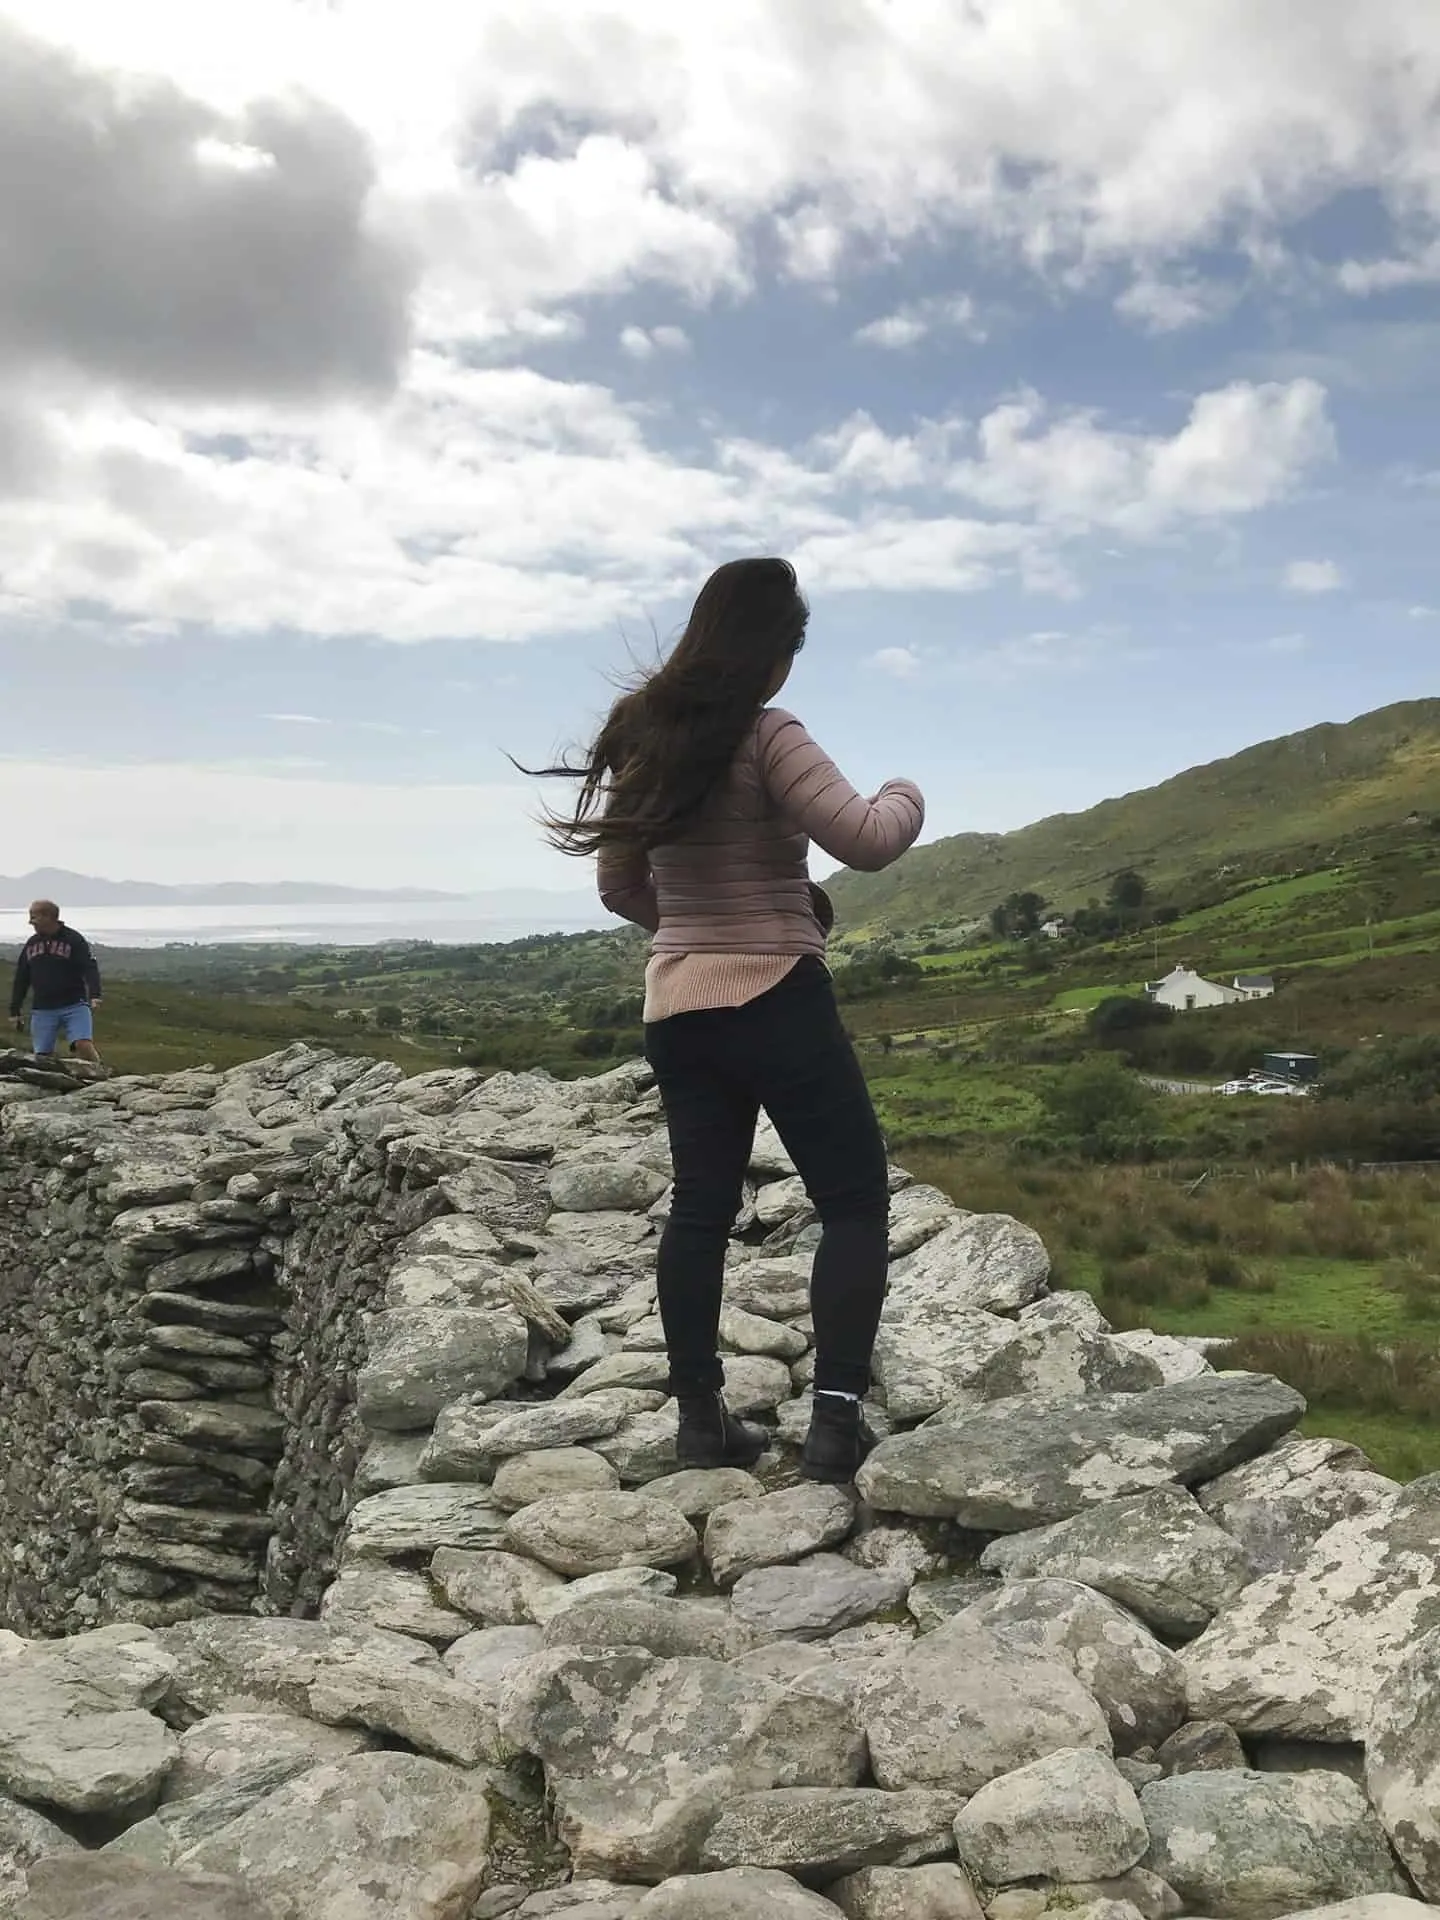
[{"x1": 41, "y1": 980, "x2": 454, "y2": 1078}]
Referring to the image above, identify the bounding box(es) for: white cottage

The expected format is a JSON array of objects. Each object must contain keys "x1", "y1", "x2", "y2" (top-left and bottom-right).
[
  {"x1": 1146, "y1": 965, "x2": 1242, "y2": 1011},
  {"x1": 1233, "y1": 974, "x2": 1276, "y2": 1001}
]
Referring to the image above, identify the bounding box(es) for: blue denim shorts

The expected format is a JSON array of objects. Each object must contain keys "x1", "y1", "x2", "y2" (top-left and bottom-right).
[{"x1": 32, "y1": 1001, "x2": 93, "y2": 1053}]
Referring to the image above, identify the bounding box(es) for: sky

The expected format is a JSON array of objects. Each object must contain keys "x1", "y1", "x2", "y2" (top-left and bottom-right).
[{"x1": 0, "y1": 0, "x2": 1437, "y2": 894}]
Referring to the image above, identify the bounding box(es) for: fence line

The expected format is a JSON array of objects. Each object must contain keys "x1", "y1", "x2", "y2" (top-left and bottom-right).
[{"x1": 1140, "y1": 1158, "x2": 1440, "y2": 1183}]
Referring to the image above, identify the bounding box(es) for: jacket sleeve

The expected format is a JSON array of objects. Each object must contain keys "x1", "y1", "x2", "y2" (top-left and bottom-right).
[
  {"x1": 9, "y1": 949, "x2": 29, "y2": 1018},
  {"x1": 596, "y1": 843, "x2": 660, "y2": 934},
  {"x1": 756, "y1": 708, "x2": 925, "y2": 872},
  {"x1": 74, "y1": 933, "x2": 102, "y2": 1002}
]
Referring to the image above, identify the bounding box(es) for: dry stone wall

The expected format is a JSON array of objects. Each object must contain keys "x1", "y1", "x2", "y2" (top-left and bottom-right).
[{"x1": 3, "y1": 1042, "x2": 1440, "y2": 1920}]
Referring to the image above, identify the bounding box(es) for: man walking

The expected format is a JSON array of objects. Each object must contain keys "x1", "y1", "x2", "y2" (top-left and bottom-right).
[{"x1": 9, "y1": 900, "x2": 104, "y2": 1064}]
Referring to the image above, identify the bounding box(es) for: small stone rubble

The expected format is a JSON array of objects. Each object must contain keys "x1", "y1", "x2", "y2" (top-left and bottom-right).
[{"x1": 1, "y1": 1043, "x2": 1438, "y2": 1920}]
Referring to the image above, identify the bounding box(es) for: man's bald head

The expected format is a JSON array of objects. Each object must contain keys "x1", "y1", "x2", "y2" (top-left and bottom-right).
[{"x1": 27, "y1": 900, "x2": 60, "y2": 932}]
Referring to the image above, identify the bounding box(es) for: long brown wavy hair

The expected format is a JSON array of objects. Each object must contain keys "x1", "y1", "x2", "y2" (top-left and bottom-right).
[{"x1": 527, "y1": 557, "x2": 809, "y2": 857}]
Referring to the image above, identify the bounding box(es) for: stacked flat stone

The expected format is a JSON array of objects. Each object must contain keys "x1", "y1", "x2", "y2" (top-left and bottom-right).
[{"x1": 0, "y1": 1044, "x2": 1435, "y2": 1920}]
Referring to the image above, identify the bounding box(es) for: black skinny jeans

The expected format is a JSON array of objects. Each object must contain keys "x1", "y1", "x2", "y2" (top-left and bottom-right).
[{"x1": 644, "y1": 957, "x2": 891, "y2": 1399}]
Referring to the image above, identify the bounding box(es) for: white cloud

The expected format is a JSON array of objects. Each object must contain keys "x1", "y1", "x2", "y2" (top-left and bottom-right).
[
  {"x1": 0, "y1": 12, "x2": 1359, "y2": 653},
  {"x1": 1410, "y1": 604, "x2": 1438, "y2": 619},
  {"x1": 956, "y1": 628, "x2": 1147, "y2": 684},
  {"x1": 263, "y1": 712, "x2": 331, "y2": 726},
  {"x1": 0, "y1": 15, "x2": 413, "y2": 401},
  {"x1": 1115, "y1": 275, "x2": 1236, "y2": 333},
  {"x1": 1263, "y1": 631, "x2": 1310, "y2": 654},
  {"x1": 775, "y1": 208, "x2": 848, "y2": 282},
  {"x1": 8, "y1": 1, "x2": 1439, "y2": 324},
  {"x1": 1284, "y1": 558, "x2": 1345, "y2": 593},
  {"x1": 1338, "y1": 240, "x2": 1440, "y2": 295},
  {"x1": 0, "y1": 367, "x2": 1335, "y2": 643},
  {"x1": 619, "y1": 323, "x2": 690, "y2": 359},
  {"x1": 948, "y1": 379, "x2": 1334, "y2": 535},
  {"x1": 855, "y1": 296, "x2": 982, "y2": 349},
  {"x1": 0, "y1": 753, "x2": 569, "y2": 891},
  {"x1": 867, "y1": 646, "x2": 922, "y2": 679}
]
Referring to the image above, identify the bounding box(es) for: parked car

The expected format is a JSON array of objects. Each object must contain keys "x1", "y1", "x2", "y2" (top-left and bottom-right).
[{"x1": 1216, "y1": 1075, "x2": 1311, "y2": 1097}]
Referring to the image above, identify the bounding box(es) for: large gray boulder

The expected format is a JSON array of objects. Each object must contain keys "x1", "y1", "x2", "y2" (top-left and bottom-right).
[
  {"x1": 705, "y1": 1485, "x2": 856, "y2": 1588},
  {"x1": 562, "y1": 1353, "x2": 672, "y2": 1399},
  {"x1": 109, "y1": 1761, "x2": 367, "y2": 1870},
  {"x1": 720, "y1": 1303, "x2": 809, "y2": 1361},
  {"x1": 340, "y1": 1484, "x2": 509, "y2": 1562},
  {"x1": 857, "y1": 1374, "x2": 1305, "y2": 1528},
  {"x1": 440, "y1": 1624, "x2": 545, "y2": 1764},
  {"x1": 500, "y1": 1647, "x2": 865, "y2": 1881},
  {"x1": 730, "y1": 1555, "x2": 909, "y2": 1642},
  {"x1": 630, "y1": 1869, "x2": 842, "y2": 1920},
  {"x1": 868, "y1": 1214, "x2": 1052, "y2": 1420},
  {"x1": 318, "y1": 1565, "x2": 470, "y2": 1645},
  {"x1": 1140, "y1": 1769, "x2": 1407, "y2": 1919},
  {"x1": 952, "y1": 1748, "x2": 1148, "y2": 1885},
  {"x1": 161, "y1": 1712, "x2": 372, "y2": 1802},
  {"x1": 958, "y1": 1579, "x2": 1186, "y2": 1753},
  {"x1": 1196, "y1": 1436, "x2": 1400, "y2": 1577},
  {"x1": 0, "y1": 1625, "x2": 178, "y2": 1815},
  {"x1": 1364, "y1": 1622, "x2": 1440, "y2": 1897},
  {"x1": 155, "y1": 1615, "x2": 486, "y2": 1766},
  {"x1": 543, "y1": 1595, "x2": 750, "y2": 1662},
  {"x1": 829, "y1": 1865, "x2": 985, "y2": 1920},
  {"x1": 1256, "y1": 1904, "x2": 1440, "y2": 1920},
  {"x1": 530, "y1": 1566, "x2": 681, "y2": 1626},
  {"x1": 303, "y1": 1645, "x2": 494, "y2": 1767},
  {"x1": 506, "y1": 1491, "x2": 698, "y2": 1576},
  {"x1": 700, "y1": 1788, "x2": 960, "y2": 1877},
  {"x1": 858, "y1": 1615, "x2": 1111, "y2": 1794},
  {"x1": 871, "y1": 1312, "x2": 1022, "y2": 1423},
  {"x1": 355, "y1": 1305, "x2": 529, "y2": 1430},
  {"x1": 492, "y1": 1448, "x2": 623, "y2": 1509},
  {"x1": 646, "y1": 1469, "x2": 765, "y2": 1520},
  {"x1": 1181, "y1": 1473, "x2": 1440, "y2": 1739},
  {"x1": 980, "y1": 1485, "x2": 1255, "y2": 1638},
  {"x1": 382, "y1": 1250, "x2": 512, "y2": 1310},
  {"x1": 886, "y1": 1213, "x2": 1050, "y2": 1317},
  {"x1": 178, "y1": 1752, "x2": 493, "y2": 1920},
  {"x1": 551, "y1": 1157, "x2": 670, "y2": 1213},
  {"x1": 18, "y1": 1855, "x2": 278, "y2": 1920},
  {"x1": 886, "y1": 1185, "x2": 959, "y2": 1258},
  {"x1": 430, "y1": 1546, "x2": 566, "y2": 1624},
  {"x1": 426, "y1": 1391, "x2": 663, "y2": 1477},
  {"x1": 594, "y1": 1405, "x2": 685, "y2": 1484},
  {"x1": 159, "y1": 1617, "x2": 437, "y2": 1719},
  {"x1": 0, "y1": 1790, "x2": 80, "y2": 1910},
  {"x1": 958, "y1": 1324, "x2": 1165, "y2": 1406}
]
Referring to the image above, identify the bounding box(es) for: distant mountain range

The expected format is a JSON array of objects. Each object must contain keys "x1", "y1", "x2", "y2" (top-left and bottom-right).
[
  {"x1": 827, "y1": 697, "x2": 1440, "y2": 932},
  {"x1": 0, "y1": 869, "x2": 596, "y2": 914}
]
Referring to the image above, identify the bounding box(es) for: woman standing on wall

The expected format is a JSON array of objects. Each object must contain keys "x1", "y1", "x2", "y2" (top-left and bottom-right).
[{"x1": 533, "y1": 558, "x2": 924, "y2": 1483}]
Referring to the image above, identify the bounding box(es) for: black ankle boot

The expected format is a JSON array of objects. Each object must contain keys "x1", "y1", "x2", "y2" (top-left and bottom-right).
[
  {"x1": 800, "y1": 1394, "x2": 876, "y2": 1484},
  {"x1": 675, "y1": 1392, "x2": 768, "y2": 1470}
]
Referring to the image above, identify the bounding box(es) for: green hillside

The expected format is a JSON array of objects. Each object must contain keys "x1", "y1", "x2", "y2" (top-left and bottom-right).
[{"x1": 828, "y1": 697, "x2": 1440, "y2": 931}]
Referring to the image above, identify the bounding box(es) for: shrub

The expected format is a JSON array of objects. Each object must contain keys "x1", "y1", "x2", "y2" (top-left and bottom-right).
[
  {"x1": 1381, "y1": 1260, "x2": 1440, "y2": 1322},
  {"x1": 1088, "y1": 996, "x2": 1174, "y2": 1052},
  {"x1": 1099, "y1": 1254, "x2": 1210, "y2": 1315},
  {"x1": 1221, "y1": 1330, "x2": 1440, "y2": 1425},
  {"x1": 1039, "y1": 1055, "x2": 1160, "y2": 1163}
]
